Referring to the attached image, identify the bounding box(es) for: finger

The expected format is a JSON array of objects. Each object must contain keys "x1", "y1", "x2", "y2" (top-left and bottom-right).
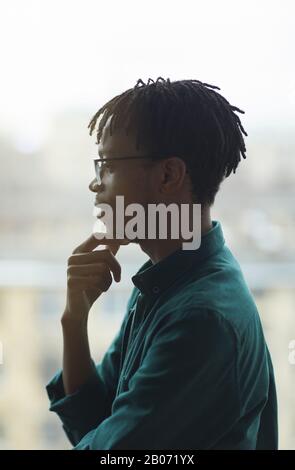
[
  {"x1": 67, "y1": 262, "x2": 108, "y2": 276},
  {"x1": 68, "y1": 273, "x2": 112, "y2": 292},
  {"x1": 67, "y1": 266, "x2": 113, "y2": 287},
  {"x1": 68, "y1": 250, "x2": 121, "y2": 282},
  {"x1": 72, "y1": 233, "x2": 125, "y2": 255},
  {"x1": 104, "y1": 243, "x2": 120, "y2": 256},
  {"x1": 72, "y1": 234, "x2": 102, "y2": 254},
  {"x1": 96, "y1": 237, "x2": 130, "y2": 255}
]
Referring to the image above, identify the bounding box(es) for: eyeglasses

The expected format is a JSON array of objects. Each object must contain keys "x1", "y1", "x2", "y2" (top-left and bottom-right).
[{"x1": 93, "y1": 156, "x2": 157, "y2": 184}]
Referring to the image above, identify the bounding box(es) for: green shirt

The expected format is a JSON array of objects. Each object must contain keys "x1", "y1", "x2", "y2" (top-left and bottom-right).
[{"x1": 46, "y1": 220, "x2": 278, "y2": 450}]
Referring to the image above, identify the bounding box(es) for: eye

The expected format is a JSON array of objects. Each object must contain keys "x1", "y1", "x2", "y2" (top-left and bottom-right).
[
  {"x1": 101, "y1": 161, "x2": 114, "y2": 175},
  {"x1": 104, "y1": 161, "x2": 114, "y2": 170}
]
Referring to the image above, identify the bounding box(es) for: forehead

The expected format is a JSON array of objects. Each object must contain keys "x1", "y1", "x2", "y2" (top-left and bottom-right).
[{"x1": 98, "y1": 114, "x2": 140, "y2": 158}]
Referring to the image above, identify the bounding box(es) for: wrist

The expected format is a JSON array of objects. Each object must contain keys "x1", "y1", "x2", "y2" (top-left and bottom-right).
[{"x1": 61, "y1": 310, "x2": 89, "y2": 329}]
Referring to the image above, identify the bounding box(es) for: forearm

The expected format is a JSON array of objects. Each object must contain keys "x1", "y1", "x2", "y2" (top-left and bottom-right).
[
  {"x1": 46, "y1": 310, "x2": 113, "y2": 445},
  {"x1": 61, "y1": 313, "x2": 96, "y2": 395}
]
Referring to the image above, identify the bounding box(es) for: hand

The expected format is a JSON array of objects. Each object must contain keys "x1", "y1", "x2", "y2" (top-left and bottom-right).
[{"x1": 62, "y1": 233, "x2": 127, "y2": 323}]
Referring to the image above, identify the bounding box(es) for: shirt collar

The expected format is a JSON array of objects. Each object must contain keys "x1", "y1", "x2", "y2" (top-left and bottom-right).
[{"x1": 131, "y1": 220, "x2": 225, "y2": 298}]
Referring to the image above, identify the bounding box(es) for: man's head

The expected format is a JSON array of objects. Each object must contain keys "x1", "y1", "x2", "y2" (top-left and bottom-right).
[
  {"x1": 88, "y1": 77, "x2": 247, "y2": 247},
  {"x1": 88, "y1": 77, "x2": 247, "y2": 250}
]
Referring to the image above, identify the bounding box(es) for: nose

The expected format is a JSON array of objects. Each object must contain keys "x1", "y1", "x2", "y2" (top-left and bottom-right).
[{"x1": 88, "y1": 178, "x2": 100, "y2": 192}]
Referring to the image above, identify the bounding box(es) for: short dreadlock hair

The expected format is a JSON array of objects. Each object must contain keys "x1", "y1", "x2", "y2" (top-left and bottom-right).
[{"x1": 88, "y1": 77, "x2": 247, "y2": 206}]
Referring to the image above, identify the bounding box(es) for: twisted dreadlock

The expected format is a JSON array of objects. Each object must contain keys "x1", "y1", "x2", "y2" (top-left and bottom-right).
[{"x1": 88, "y1": 77, "x2": 247, "y2": 206}]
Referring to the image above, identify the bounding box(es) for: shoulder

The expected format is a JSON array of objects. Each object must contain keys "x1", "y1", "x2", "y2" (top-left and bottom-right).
[{"x1": 152, "y1": 307, "x2": 239, "y2": 356}]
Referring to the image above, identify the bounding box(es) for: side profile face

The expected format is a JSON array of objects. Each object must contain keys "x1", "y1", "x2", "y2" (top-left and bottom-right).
[
  {"x1": 89, "y1": 115, "x2": 157, "y2": 210},
  {"x1": 89, "y1": 114, "x2": 190, "y2": 242}
]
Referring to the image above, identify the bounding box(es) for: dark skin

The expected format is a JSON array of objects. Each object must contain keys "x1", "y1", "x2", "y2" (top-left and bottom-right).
[
  {"x1": 61, "y1": 115, "x2": 212, "y2": 395},
  {"x1": 89, "y1": 114, "x2": 213, "y2": 263}
]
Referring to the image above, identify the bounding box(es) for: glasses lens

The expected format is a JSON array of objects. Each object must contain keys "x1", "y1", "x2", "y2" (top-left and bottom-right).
[{"x1": 94, "y1": 160, "x2": 101, "y2": 184}]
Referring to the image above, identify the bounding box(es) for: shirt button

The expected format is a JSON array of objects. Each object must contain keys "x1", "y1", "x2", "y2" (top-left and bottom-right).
[{"x1": 152, "y1": 286, "x2": 160, "y2": 294}]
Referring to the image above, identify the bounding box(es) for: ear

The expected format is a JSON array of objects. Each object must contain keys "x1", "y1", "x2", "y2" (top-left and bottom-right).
[{"x1": 160, "y1": 157, "x2": 187, "y2": 194}]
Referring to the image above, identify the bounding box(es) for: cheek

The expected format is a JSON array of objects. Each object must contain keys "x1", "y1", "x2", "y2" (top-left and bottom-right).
[
  {"x1": 117, "y1": 171, "x2": 150, "y2": 201},
  {"x1": 102, "y1": 169, "x2": 152, "y2": 209}
]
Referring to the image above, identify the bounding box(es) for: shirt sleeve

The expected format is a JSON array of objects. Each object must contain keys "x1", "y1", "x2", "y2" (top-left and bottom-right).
[
  {"x1": 46, "y1": 287, "x2": 140, "y2": 446},
  {"x1": 72, "y1": 309, "x2": 240, "y2": 450},
  {"x1": 46, "y1": 314, "x2": 127, "y2": 446}
]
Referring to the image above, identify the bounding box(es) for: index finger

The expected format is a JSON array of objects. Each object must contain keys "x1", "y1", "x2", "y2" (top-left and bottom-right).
[
  {"x1": 70, "y1": 249, "x2": 122, "y2": 282},
  {"x1": 72, "y1": 233, "x2": 121, "y2": 255}
]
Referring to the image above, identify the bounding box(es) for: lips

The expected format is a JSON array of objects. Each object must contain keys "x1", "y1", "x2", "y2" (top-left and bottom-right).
[
  {"x1": 93, "y1": 205, "x2": 104, "y2": 218},
  {"x1": 93, "y1": 199, "x2": 110, "y2": 221}
]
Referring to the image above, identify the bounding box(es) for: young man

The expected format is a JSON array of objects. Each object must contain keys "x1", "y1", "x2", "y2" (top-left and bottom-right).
[{"x1": 46, "y1": 78, "x2": 278, "y2": 450}]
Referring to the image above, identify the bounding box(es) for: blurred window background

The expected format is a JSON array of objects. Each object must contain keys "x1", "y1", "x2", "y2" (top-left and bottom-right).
[{"x1": 0, "y1": 0, "x2": 294, "y2": 450}]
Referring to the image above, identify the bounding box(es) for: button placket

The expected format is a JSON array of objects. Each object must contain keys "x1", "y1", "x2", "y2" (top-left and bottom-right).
[{"x1": 117, "y1": 294, "x2": 145, "y2": 394}]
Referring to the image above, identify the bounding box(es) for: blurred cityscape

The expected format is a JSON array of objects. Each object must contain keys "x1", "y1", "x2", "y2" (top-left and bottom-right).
[{"x1": 0, "y1": 109, "x2": 295, "y2": 449}]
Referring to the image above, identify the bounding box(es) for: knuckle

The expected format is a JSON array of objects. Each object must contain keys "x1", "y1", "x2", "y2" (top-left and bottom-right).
[
  {"x1": 95, "y1": 248, "x2": 111, "y2": 258},
  {"x1": 67, "y1": 265, "x2": 74, "y2": 275},
  {"x1": 68, "y1": 255, "x2": 77, "y2": 265},
  {"x1": 104, "y1": 273, "x2": 112, "y2": 287},
  {"x1": 98, "y1": 272, "x2": 112, "y2": 291},
  {"x1": 101, "y1": 279, "x2": 111, "y2": 292},
  {"x1": 106, "y1": 277, "x2": 112, "y2": 289}
]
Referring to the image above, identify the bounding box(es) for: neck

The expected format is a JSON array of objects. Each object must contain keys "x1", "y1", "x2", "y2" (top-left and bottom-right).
[{"x1": 139, "y1": 208, "x2": 212, "y2": 264}]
